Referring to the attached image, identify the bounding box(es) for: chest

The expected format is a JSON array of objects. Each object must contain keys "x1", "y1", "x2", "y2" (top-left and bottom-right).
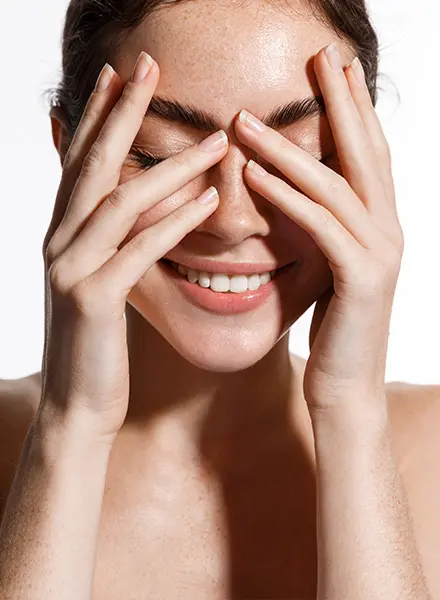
[{"x1": 92, "y1": 474, "x2": 318, "y2": 600}]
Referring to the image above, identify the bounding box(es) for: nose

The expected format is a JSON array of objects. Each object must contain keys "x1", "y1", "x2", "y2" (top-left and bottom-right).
[{"x1": 194, "y1": 138, "x2": 274, "y2": 245}]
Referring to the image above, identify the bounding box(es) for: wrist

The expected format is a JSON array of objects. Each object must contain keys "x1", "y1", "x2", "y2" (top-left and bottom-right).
[
  {"x1": 32, "y1": 400, "x2": 116, "y2": 465},
  {"x1": 309, "y1": 394, "x2": 390, "y2": 449}
]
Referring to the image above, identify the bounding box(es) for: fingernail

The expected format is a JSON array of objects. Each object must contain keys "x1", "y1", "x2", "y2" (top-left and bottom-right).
[
  {"x1": 130, "y1": 51, "x2": 154, "y2": 84},
  {"x1": 247, "y1": 159, "x2": 267, "y2": 177},
  {"x1": 95, "y1": 63, "x2": 115, "y2": 93},
  {"x1": 325, "y1": 42, "x2": 342, "y2": 72},
  {"x1": 199, "y1": 130, "x2": 228, "y2": 152},
  {"x1": 238, "y1": 109, "x2": 265, "y2": 133},
  {"x1": 198, "y1": 186, "x2": 219, "y2": 205},
  {"x1": 351, "y1": 56, "x2": 365, "y2": 86}
]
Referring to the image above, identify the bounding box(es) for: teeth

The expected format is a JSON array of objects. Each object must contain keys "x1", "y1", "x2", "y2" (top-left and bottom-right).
[
  {"x1": 187, "y1": 268, "x2": 199, "y2": 284},
  {"x1": 248, "y1": 274, "x2": 261, "y2": 291},
  {"x1": 198, "y1": 272, "x2": 211, "y2": 288},
  {"x1": 170, "y1": 261, "x2": 276, "y2": 293}
]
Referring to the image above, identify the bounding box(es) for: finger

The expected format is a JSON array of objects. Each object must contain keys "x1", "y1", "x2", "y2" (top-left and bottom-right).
[
  {"x1": 59, "y1": 130, "x2": 229, "y2": 280},
  {"x1": 52, "y1": 52, "x2": 160, "y2": 256},
  {"x1": 44, "y1": 64, "x2": 124, "y2": 256},
  {"x1": 62, "y1": 65, "x2": 123, "y2": 182},
  {"x1": 235, "y1": 111, "x2": 376, "y2": 248},
  {"x1": 243, "y1": 159, "x2": 364, "y2": 270},
  {"x1": 88, "y1": 187, "x2": 219, "y2": 299},
  {"x1": 345, "y1": 59, "x2": 396, "y2": 210},
  {"x1": 313, "y1": 43, "x2": 389, "y2": 221}
]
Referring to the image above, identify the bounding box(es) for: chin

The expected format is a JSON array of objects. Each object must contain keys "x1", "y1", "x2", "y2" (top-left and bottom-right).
[
  {"x1": 154, "y1": 318, "x2": 290, "y2": 373},
  {"x1": 125, "y1": 256, "x2": 332, "y2": 373},
  {"x1": 126, "y1": 260, "x2": 297, "y2": 373}
]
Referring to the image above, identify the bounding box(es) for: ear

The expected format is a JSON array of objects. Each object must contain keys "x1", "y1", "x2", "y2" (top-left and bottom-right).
[{"x1": 49, "y1": 106, "x2": 71, "y2": 167}]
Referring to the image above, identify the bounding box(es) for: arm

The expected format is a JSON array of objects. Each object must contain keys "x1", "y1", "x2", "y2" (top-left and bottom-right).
[
  {"x1": 0, "y1": 405, "x2": 113, "y2": 600},
  {"x1": 310, "y1": 399, "x2": 433, "y2": 600}
]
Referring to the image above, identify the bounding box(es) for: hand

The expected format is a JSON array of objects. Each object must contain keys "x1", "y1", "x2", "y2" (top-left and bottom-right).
[
  {"x1": 39, "y1": 52, "x2": 228, "y2": 441},
  {"x1": 234, "y1": 43, "x2": 404, "y2": 412}
]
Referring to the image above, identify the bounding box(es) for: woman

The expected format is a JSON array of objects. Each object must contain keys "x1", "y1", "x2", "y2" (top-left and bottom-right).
[{"x1": 0, "y1": 0, "x2": 438, "y2": 598}]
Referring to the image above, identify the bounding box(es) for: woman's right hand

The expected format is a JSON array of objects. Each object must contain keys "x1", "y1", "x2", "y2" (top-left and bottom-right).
[{"x1": 38, "y1": 51, "x2": 229, "y2": 442}]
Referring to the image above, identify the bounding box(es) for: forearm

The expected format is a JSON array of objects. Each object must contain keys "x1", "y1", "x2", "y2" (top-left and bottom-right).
[
  {"x1": 0, "y1": 404, "x2": 113, "y2": 600},
  {"x1": 310, "y1": 399, "x2": 432, "y2": 600}
]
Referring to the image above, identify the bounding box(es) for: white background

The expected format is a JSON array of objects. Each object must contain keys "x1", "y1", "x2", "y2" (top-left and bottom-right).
[{"x1": 0, "y1": 0, "x2": 438, "y2": 384}]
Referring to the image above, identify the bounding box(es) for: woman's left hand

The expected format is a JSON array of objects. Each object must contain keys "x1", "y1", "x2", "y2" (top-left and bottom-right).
[{"x1": 235, "y1": 42, "x2": 405, "y2": 413}]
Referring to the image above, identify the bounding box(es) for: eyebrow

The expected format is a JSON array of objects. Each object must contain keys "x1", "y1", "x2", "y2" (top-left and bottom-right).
[{"x1": 145, "y1": 94, "x2": 326, "y2": 132}]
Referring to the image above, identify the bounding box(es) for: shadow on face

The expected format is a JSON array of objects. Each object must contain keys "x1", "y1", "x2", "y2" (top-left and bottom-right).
[{"x1": 108, "y1": 0, "x2": 351, "y2": 372}]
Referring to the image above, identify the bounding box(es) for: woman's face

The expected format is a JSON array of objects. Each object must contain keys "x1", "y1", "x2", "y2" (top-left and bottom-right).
[{"x1": 113, "y1": 0, "x2": 355, "y2": 372}]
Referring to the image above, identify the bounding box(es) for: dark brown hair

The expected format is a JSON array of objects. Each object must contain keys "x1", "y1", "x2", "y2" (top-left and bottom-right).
[{"x1": 47, "y1": 0, "x2": 380, "y2": 138}]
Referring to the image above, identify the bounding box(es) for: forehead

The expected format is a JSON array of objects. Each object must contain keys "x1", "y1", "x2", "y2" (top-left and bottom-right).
[{"x1": 115, "y1": 1, "x2": 350, "y2": 121}]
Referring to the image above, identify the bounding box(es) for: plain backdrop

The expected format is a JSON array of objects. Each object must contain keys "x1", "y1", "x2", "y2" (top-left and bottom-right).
[{"x1": 0, "y1": 0, "x2": 438, "y2": 384}]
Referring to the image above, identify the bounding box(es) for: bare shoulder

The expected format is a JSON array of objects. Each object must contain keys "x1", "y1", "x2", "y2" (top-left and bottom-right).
[
  {"x1": 0, "y1": 372, "x2": 42, "y2": 514},
  {"x1": 291, "y1": 353, "x2": 440, "y2": 594},
  {"x1": 385, "y1": 379, "x2": 440, "y2": 466},
  {"x1": 385, "y1": 379, "x2": 440, "y2": 599}
]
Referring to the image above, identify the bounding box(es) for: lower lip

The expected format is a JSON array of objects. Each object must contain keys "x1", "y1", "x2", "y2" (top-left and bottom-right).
[{"x1": 159, "y1": 260, "x2": 297, "y2": 315}]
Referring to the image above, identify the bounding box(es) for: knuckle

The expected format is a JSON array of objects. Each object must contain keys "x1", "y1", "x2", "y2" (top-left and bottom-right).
[
  {"x1": 82, "y1": 143, "x2": 110, "y2": 173},
  {"x1": 113, "y1": 88, "x2": 139, "y2": 118},
  {"x1": 62, "y1": 149, "x2": 76, "y2": 172},
  {"x1": 82, "y1": 103, "x2": 102, "y2": 129},
  {"x1": 377, "y1": 139, "x2": 392, "y2": 163},
  {"x1": 340, "y1": 90, "x2": 354, "y2": 106},
  {"x1": 168, "y1": 207, "x2": 189, "y2": 228},
  {"x1": 105, "y1": 186, "x2": 129, "y2": 212},
  {"x1": 389, "y1": 223, "x2": 405, "y2": 256},
  {"x1": 119, "y1": 84, "x2": 136, "y2": 106},
  {"x1": 44, "y1": 240, "x2": 60, "y2": 268},
  {"x1": 58, "y1": 276, "x2": 102, "y2": 319},
  {"x1": 273, "y1": 134, "x2": 290, "y2": 159},
  {"x1": 68, "y1": 279, "x2": 99, "y2": 317},
  {"x1": 47, "y1": 260, "x2": 106, "y2": 319},
  {"x1": 48, "y1": 258, "x2": 71, "y2": 296},
  {"x1": 397, "y1": 229, "x2": 405, "y2": 254},
  {"x1": 383, "y1": 243, "x2": 403, "y2": 271},
  {"x1": 344, "y1": 91, "x2": 354, "y2": 105},
  {"x1": 129, "y1": 228, "x2": 154, "y2": 255},
  {"x1": 325, "y1": 172, "x2": 348, "y2": 198},
  {"x1": 314, "y1": 205, "x2": 333, "y2": 229},
  {"x1": 169, "y1": 150, "x2": 191, "y2": 171}
]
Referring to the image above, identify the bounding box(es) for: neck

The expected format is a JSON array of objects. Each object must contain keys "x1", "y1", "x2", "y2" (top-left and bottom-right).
[{"x1": 122, "y1": 303, "x2": 313, "y2": 471}]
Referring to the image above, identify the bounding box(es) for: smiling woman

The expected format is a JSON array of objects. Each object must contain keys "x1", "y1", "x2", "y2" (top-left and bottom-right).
[{"x1": 0, "y1": 1, "x2": 439, "y2": 600}]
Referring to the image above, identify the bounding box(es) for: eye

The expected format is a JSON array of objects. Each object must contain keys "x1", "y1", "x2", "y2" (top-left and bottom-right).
[{"x1": 129, "y1": 147, "x2": 168, "y2": 170}]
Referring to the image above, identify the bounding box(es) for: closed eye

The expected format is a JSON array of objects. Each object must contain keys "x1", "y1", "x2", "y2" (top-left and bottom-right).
[
  {"x1": 129, "y1": 147, "x2": 168, "y2": 170},
  {"x1": 129, "y1": 146, "x2": 333, "y2": 172}
]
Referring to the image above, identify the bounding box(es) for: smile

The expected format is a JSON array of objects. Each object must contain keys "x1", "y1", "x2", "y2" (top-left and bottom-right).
[
  {"x1": 168, "y1": 260, "x2": 278, "y2": 294},
  {"x1": 159, "y1": 259, "x2": 298, "y2": 315}
]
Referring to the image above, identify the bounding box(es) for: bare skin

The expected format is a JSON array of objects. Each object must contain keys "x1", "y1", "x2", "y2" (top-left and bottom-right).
[
  {"x1": 1, "y1": 366, "x2": 440, "y2": 599},
  {"x1": 1, "y1": 1, "x2": 440, "y2": 599}
]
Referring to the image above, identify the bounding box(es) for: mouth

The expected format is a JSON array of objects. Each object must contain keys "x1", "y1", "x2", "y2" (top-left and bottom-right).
[
  {"x1": 158, "y1": 258, "x2": 299, "y2": 315},
  {"x1": 159, "y1": 259, "x2": 295, "y2": 294}
]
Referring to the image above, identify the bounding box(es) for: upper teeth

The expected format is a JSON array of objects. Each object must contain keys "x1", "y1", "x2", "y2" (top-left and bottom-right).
[{"x1": 171, "y1": 261, "x2": 277, "y2": 293}]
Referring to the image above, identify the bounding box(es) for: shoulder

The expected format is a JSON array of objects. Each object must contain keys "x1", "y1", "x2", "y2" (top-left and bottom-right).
[
  {"x1": 385, "y1": 379, "x2": 440, "y2": 467},
  {"x1": 292, "y1": 354, "x2": 440, "y2": 596},
  {"x1": 385, "y1": 380, "x2": 440, "y2": 600},
  {"x1": 0, "y1": 373, "x2": 41, "y2": 514}
]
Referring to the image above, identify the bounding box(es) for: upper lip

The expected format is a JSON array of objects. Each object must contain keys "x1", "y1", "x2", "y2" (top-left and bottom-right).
[{"x1": 163, "y1": 257, "x2": 295, "y2": 275}]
